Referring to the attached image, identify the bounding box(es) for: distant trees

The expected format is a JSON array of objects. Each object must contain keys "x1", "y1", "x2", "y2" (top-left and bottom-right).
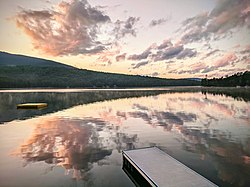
[
  {"x1": 1, "y1": 65, "x2": 248, "y2": 88},
  {"x1": 0, "y1": 66, "x2": 200, "y2": 88},
  {"x1": 201, "y1": 71, "x2": 250, "y2": 87}
]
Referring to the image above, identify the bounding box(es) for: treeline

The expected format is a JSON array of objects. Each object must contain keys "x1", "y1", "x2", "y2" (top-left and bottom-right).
[
  {"x1": 201, "y1": 71, "x2": 250, "y2": 87},
  {"x1": 0, "y1": 66, "x2": 199, "y2": 88}
]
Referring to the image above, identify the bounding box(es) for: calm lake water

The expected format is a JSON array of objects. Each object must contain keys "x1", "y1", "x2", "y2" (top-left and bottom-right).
[{"x1": 0, "y1": 88, "x2": 249, "y2": 187}]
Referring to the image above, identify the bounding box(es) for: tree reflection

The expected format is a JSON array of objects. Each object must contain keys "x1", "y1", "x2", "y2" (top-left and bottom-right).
[{"x1": 0, "y1": 90, "x2": 168, "y2": 123}]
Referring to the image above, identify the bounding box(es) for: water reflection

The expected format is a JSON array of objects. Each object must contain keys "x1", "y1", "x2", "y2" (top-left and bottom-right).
[
  {"x1": 0, "y1": 90, "x2": 169, "y2": 123},
  {"x1": 129, "y1": 105, "x2": 197, "y2": 128},
  {"x1": 180, "y1": 127, "x2": 250, "y2": 186},
  {"x1": 17, "y1": 117, "x2": 112, "y2": 180},
  {"x1": 1, "y1": 91, "x2": 249, "y2": 187},
  {"x1": 15, "y1": 116, "x2": 139, "y2": 182}
]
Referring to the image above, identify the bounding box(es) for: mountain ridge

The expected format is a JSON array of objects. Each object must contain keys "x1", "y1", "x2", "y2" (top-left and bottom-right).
[
  {"x1": 0, "y1": 51, "x2": 73, "y2": 68},
  {"x1": 0, "y1": 51, "x2": 200, "y2": 88}
]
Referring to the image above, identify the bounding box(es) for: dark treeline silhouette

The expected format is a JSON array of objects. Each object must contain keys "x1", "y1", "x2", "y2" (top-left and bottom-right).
[
  {"x1": 0, "y1": 66, "x2": 199, "y2": 88},
  {"x1": 0, "y1": 51, "x2": 200, "y2": 88},
  {"x1": 165, "y1": 87, "x2": 250, "y2": 102},
  {"x1": 201, "y1": 71, "x2": 250, "y2": 87}
]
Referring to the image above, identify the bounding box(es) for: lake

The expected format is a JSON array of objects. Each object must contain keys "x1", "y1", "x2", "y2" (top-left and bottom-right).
[{"x1": 0, "y1": 88, "x2": 249, "y2": 187}]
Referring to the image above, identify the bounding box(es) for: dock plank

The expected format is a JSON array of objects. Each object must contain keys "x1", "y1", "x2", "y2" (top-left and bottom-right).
[{"x1": 123, "y1": 147, "x2": 218, "y2": 187}]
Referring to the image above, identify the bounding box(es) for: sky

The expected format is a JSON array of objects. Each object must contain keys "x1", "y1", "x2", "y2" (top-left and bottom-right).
[{"x1": 0, "y1": 0, "x2": 249, "y2": 78}]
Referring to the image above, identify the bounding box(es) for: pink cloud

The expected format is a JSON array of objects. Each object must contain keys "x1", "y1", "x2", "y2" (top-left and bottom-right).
[
  {"x1": 190, "y1": 62, "x2": 207, "y2": 71},
  {"x1": 241, "y1": 44, "x2": 250, "y2": 53},
  {"x1": 14, "y1": 0, "x2": 110, "y2": 56},
  {"x1": 116, "y1": 53, "x2": 126, "y2": 62},
  {"x1": 213, "y1": 53, "x2": 237, "y2": 68},
  {"x1": 95, "y1": 49, "x2": 121, "y2": 65},
  {"x1": 181, "y1": 0, "x2": 250, "y2": 43}
]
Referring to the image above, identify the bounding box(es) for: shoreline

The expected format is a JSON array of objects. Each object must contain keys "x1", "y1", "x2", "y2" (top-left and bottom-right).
[{"x1": 0, "y1": 86, "x2": 249, "y2": 96}]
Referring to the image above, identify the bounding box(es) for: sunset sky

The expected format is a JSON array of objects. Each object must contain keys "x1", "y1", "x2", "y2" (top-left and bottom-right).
[{"x1": 0, "y1": 0, "x2": 249, "y2": 78}]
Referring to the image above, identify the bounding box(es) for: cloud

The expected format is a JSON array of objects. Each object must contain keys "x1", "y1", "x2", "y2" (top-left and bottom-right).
[
  {"x1": 128, "y1": 39, "x2": 196, "y2": 62},
  {"x1": 113, "y1": 17, "x2": 140, "y2": 39},
  {"x1": 128, "y1": 50, "x2": 150, "y2": 61},
  {"x1": 95, "y1": 49, "x2": 121, "y2": 65},
  {"x1": 153, "y1": 45, "x2": 183, "y2": 61},
  {"x1": 14, "y1": 0, "x2": 111, "y2": 56},
  {"x1": 201, "y1": 52, "x2": 237, "y2": 73},
  {"x1": 180, "y1": 0, "x2": 250, "y2": 43},
  {"x1": 128, "y1": 44, "x2": 155, "y2": 61},
  {"x1": 151, "y1": 72, "x2": 159, "y2": 77},
  {"x1": 14, "y1": 0, "x2": 140, "y2": 57},
  {"x1": 180, "y1": 12, "x2": 209, "y2": 43},
  {"x1": 213, "y1": 52, "x2": 237, "y2": 67},
  {"x1": 190, "y1": 63, "x2": 208, "y2": 73},
  {"x1": 165, "y1": 60, "x2": 175, "y2": 64},
  {"x1": 168, "y1": 62, "x2": 208, "y2": 75},
  {"x1": 132, "y1": 61, "x2": 149, "y2": 69},
  {"x1": 176, "y1": 48, "x2": 197, "y2": 59},
  {"x1": 219, "y1": 68, "x2": 247, "y2": 73},
  {"x1": 201, "y1": 67, "x2": 217, "y2": 74},
  {"x1": 149, "y1": 18, "x2": 169, "y2": 27},
  {"x1": 201, "y1": 49, "x2": 220, "y2": 60},
  {"x1": 153, "y1": 45, "x2": 196, "y2": 61},
  {"x1": 115, "y1": 53, "x2": 126, "y2": 62},
  {"x1": 157, "y1": 39, "x2": 173, "y2": 50},
  {"x1": 167, "y1": 51, "x2": 238, "y2": 76},
  {"x1": 97, "y1": 55, "x2": 112, "y2": 66},
  {"x1": 240, "y1": 44, "x2": 250, "y2": 54}
]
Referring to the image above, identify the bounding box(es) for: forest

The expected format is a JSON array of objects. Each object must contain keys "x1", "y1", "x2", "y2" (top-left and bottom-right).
[
  {"x1": 1, "y1": 52, "x2": 249, "y2": 88},
  {"x1": 201, "y1": 71, "x2": 250, "y2": 87},
  {"x1": 0, "y1": 66, "x2": 199, "y2": 88}
]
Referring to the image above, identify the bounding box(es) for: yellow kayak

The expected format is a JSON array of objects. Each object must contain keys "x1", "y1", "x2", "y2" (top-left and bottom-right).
[{"x1": 17, "y1": 103, "x2": 48, "y2": 109}]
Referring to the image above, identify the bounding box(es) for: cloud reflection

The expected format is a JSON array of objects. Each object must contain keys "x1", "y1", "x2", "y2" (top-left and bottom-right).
[
  {"x1": 13, "y1": 92, "x2": 250, "y2": 186},
  {"x1": 179, "y1": 127, "x2": 250, "y2": 187},
  {"x1": 129, "y1": 103, "x2": 197, "y2": 129},
  {"x1": 17, "y1": 117, "x2": 112, "y2": 180}
]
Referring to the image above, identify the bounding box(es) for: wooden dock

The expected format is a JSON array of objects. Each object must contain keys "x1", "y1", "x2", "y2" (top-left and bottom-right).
[{"x1": 122, "y1": 147, "x2": 218, "y2": 187}]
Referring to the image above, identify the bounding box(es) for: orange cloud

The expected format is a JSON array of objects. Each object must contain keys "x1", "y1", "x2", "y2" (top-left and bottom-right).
[
  {"x1": 213, "y1": 52, "x2": 237, "y2": 67},
  {"x1": 181, "y1": 0, "x2": 250, "y2": 43},
  {"x1": 14, "y1": 0, "x2": 110, "y2": 56}
]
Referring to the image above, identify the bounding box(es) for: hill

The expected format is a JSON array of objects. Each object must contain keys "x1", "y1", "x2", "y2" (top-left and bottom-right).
[
  {"x1": 0, "y1": 52, "x2": 200, "y2": 88},
  {"x1": 0, "y1": 51, "x2": 73, "y2": 68},
  {"x1": 201, "y1": 71, "x2": 250, "y2": 87}
]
